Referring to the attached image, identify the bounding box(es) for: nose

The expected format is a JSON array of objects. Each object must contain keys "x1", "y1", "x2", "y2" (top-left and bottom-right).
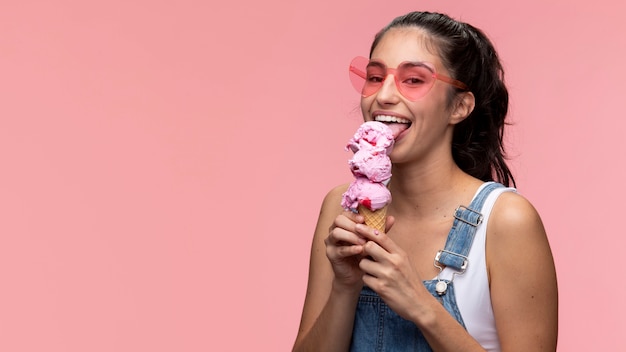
[{"x1": 375, "y1": 72, "x2": 402, "y2": 104}]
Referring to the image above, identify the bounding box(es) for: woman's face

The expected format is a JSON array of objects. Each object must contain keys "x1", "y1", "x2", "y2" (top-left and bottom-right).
[{"x1": 361, "y1": 28, "x2": 460, "y2": 165}]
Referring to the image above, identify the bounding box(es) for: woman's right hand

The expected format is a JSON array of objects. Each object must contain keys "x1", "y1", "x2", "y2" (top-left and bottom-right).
[
  {"x1": 324, "y1": 211, "x2": 368, "y2": 288},
  {"x1": 294, "y1": 187, "x2": 395, "y2": 352}
]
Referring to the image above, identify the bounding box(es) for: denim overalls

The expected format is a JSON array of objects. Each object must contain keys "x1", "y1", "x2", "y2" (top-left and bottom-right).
[{"x1": 350, "y1": 182, "x2": 503, "y2": 351}]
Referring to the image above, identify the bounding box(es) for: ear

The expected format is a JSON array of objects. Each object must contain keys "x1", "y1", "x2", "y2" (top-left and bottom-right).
[{"x1": 450, "y1": 91, "x2": 475, "y2": 125}]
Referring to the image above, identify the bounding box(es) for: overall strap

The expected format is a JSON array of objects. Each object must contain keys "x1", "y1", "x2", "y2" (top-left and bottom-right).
[{"x1": 435, "y1": 182, "x2": 504, "y2": 272}]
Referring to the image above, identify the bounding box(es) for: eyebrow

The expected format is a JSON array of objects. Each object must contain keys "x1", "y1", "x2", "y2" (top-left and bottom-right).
[
  {"x1": 399, "y1": 61, "x2": 435, "y2": 71},
  {"x1": 368, "y1": 60, "x2": 434, "y2": 71},
  {"x1": 366, "y1": 61, "x2": 386, "y2": 69}
]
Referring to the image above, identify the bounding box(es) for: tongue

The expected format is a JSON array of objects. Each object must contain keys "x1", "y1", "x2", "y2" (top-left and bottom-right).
[{"x1": 387, "y1": 123, "x2": 409, "y2": 139}]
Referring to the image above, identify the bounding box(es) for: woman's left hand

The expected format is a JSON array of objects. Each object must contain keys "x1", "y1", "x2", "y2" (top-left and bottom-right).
[{"x1": 355, "y1": 223, "x2": 426, "y2": 322}]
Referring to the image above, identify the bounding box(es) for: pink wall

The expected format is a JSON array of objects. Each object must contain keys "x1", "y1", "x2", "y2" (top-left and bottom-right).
[{"x1": 1, "y1": 0, "x2": 623, "y2": 350}]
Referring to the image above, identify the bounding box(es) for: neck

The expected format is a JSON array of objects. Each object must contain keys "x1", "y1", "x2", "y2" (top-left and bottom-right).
[{"x1": 387, "y1": 158, "x2": 480, "y2": 219}]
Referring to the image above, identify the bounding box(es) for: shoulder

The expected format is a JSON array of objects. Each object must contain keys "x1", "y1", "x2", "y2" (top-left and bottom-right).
[
  {"x1": 312, "y1": 183, "x2": 351, "y2": 237},
  {"x1": 488, "y1": 190, "x2": 545, "y2": 240},
  {"x1": 319, "y1": 183, "x2": 350, "y2": 214},
  {"x1": 485, "y1": 189, "x2": 559, "y2": 350},
  {"x1": 485, "y1": 188, "x2": 554, "y2": 279},
  {"x1": 326, "y1": 183, "x2": 350, "y2": 200}
]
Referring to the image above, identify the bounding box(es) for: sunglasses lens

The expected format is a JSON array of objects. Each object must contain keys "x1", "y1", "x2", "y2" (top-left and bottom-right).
[{"x1": 395, "y1": 62, "x2": 436, "y2": 101}]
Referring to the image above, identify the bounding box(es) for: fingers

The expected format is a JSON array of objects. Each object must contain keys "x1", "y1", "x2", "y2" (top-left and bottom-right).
[
  {"x1": 327, "y1": 212, "x2": 366, "y2": 246},
  {"x1": 360, "y1": 238, "x2": 388, "y2": 263},
  {"x1": 332, "y1": 243, "x2": 364, "y2": 258},
  {"x1": 358, "y1": 241, "x2": 410, "y2": 285},
  {"x1": 353, "y1": 223, "x2": 398, "y2": 254},
  {"x1": 342, "y1": 209, "x2": 364, "y2": 225},
  {"x1": 325, "y1": 226, "x2": 365, "y2": 247},
  {"x1": 325, "y1": 212, "x2": 367, "y2": 262}
]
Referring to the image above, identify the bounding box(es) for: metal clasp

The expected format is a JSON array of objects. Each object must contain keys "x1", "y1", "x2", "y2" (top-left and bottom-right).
[
  {"x1": 433, "y1": 249, "x2": 470, "y2": 296},
  {"x1": 454, "y1": 205, "x2": 483, "y2": 227},
  {"x1": 434, "y1": 249, "x2": 469, "y2": 273}
]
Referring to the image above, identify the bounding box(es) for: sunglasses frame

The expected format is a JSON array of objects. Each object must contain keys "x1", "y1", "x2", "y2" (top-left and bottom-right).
[{"x1": 349, "y1": 56, "x2": 469, "y2": 101}]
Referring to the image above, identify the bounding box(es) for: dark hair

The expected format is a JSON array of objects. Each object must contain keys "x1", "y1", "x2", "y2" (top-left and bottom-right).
[{"x1": 370, "y1": 11, "x2": 515, "y2": 187}]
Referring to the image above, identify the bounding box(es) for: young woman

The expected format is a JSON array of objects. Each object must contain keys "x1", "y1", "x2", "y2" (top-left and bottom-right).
[{"x1": 293, "y1": 11, "x2": 558, "y2": 352}]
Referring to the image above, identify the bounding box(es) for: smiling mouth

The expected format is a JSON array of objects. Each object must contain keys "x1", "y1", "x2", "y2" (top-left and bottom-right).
[{"x1": 374, "y1": 115, "x2": 411, "y2": 138}]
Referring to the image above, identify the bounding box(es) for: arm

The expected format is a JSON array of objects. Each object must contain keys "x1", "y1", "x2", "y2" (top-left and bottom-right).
[
  {"x1": 487, "y1": 192, "x2": 559, "y2": 351},
  {"x1": 353, "y1": 192, "x2": 558, "y2": 351},
  {"x1": 356, "y1": 225, "x2": 490, "y2": 351},
  {"x1": 293, "y1": 185, "x2": 366, "y2": 352},
  {"x1": 417, "y1": 192, "x2": 558, "y2": 351}
]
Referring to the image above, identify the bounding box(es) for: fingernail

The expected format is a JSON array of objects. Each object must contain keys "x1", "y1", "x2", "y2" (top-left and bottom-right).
[{"x1": 374, "y1": 230, "x2": 379, "y2": 236}]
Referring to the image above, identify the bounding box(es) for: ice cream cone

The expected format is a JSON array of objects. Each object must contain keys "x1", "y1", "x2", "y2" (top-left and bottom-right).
[
  {"x1": 358, "y1": 205, "x2": 388, "y2": 233},
  {"x1": 342, "y1": 122, "x2": 394, "y2": 232}
]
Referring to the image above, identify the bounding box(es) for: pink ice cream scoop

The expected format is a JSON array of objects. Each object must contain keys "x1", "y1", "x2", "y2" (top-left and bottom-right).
[
  {"x1": 341, "y1": 121, "x2": 394, "y2": 213},
  {"x1": 348, "y1": 149, "x2": 392, "y2": 183},
  {"x1": 346, "y1": 121, "x2": 394, "y2": 155},
  {"x1": 341, "y1": 177, "x2": 392, "y2": 211}
]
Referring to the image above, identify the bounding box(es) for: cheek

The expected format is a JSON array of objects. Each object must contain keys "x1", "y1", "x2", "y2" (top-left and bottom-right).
[{"x1": 360, "y1": 97, "x2": 373, "y2": 118}]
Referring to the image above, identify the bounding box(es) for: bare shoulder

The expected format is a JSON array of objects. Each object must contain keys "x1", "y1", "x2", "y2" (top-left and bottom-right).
[
  {"x1": 489, "y1": 191, "x2": 545, "y2": 239},
  {"x1": 486, "y1": 190, "x2": 558, "y2": 351},
  {"x1": 316, "y1": 183, "x2": 350, "y2": 227},
  {"x1": 322, "y1": 183, "x2": 350, "y2": 207},
  {"x1": 486, "y1": 190, "x2": 552, "y2": 272}
]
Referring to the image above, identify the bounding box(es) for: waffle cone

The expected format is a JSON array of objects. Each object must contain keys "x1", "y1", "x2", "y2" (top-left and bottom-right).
[{"x1": 358, "y1": 205, "x2": 388, "y2": 233}]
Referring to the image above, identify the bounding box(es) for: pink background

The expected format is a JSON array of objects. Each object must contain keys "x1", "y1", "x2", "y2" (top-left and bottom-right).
[{"x1": 1, "y1": 0, "x2": 624, "y2": 350}]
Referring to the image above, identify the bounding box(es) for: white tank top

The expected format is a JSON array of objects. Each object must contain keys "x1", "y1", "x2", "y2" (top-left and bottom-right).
[{"x1": 437, "y1": 184, "x2": 515, "y2": 351}]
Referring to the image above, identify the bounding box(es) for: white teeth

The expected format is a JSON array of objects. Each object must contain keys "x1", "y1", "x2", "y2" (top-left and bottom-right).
[{"x1": 375, "y1": 115, "x2": 411, "y2": 124}]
